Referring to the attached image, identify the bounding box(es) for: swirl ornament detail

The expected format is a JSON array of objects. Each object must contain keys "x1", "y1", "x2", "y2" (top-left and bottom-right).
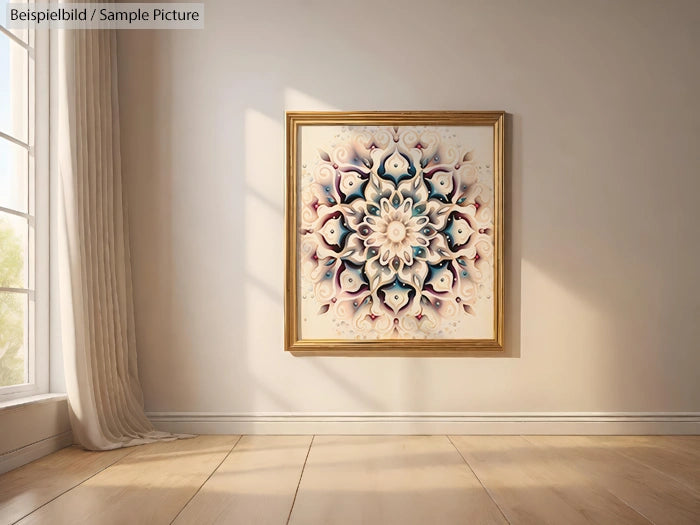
[{"x1": 299, "y1": 126, "x2": 494, "y2": 338}]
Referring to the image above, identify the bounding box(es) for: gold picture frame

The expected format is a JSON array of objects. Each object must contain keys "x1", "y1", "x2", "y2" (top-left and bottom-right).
[{"x1": 285, "y1": 111, "x2": 504, "y2": 355}]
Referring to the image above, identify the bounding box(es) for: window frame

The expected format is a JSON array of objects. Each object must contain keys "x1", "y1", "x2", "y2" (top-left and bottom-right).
[{"x1": 0, "y1": 22, "x2": 49, "y2": 400}]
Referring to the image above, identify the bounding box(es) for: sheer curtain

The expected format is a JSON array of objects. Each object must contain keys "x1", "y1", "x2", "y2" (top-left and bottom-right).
[{"x1": 55, "y1": 26, "x2": 184, "y2": 450}]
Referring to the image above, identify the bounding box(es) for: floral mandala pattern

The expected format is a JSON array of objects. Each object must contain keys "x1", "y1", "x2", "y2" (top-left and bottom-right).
[{"x1": 300, "y1": 126, "x2": 494, "y2": 338}]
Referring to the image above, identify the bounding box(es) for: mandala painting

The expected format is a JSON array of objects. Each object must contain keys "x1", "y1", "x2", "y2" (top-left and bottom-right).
[{"x1": 286, "y1": 112, "x2": 504, "y2": 352}]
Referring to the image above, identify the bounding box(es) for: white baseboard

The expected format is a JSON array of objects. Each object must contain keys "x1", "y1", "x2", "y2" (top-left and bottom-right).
[
  {"x1": 146, "y1": 412, "x2": 700, "y2": 435},
  {"x1": 0, "y1": 431, "x2": 73, "y2": 475}
]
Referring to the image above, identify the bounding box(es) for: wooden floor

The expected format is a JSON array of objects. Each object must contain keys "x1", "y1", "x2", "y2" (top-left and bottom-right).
[{"x1": 1, "y1": 435, "x2": 699, "y2": 524}]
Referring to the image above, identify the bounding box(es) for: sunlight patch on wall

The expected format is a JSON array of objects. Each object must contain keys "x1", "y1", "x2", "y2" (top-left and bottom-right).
[
  {"x1": 244, "y1": 108, "x2": 284, "y2": 202},
  {"x1": 521, "y1": 258, "x2": 607, "y2": 348},
  {"x1": 284, "y1": 88, "x2": 339, "y2": 111},
  {"x1": 520, "y1": 258, "x2": 618, "y2": 406}
]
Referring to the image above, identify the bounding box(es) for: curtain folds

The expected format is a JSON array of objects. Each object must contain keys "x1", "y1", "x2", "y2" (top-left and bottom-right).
[{"x1": 56, "y1": 27, "x2": 181, "y2": 450}]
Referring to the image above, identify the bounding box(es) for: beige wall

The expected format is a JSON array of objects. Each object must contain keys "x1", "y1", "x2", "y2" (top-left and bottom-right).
[{"x1": 116, "y1": 0, "x2": 700, "y2": 419}]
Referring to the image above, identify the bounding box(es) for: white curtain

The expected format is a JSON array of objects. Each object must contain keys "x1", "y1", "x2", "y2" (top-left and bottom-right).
[{"x1": 56, "y1": 26, "x2": 183, "y2": 450}]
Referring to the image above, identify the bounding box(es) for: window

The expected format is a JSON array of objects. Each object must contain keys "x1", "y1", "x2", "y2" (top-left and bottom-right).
[{"x1": 0, "y1": 3, "x2": 48, "y2": 399}]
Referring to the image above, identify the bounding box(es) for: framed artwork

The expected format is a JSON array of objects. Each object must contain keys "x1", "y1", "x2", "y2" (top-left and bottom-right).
[{"x1": 285, "y1": 111, "x2": 504, "y2": 355}]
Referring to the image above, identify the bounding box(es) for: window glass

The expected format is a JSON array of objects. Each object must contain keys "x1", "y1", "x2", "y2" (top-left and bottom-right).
[
  {"x1": 0, "y1": 290, "x2": 28, "y2": 387},
  {"x1": 0, "y1": 137, "x2": 28, "y2": 212},
  {"x1": 0, "y1": 32, "x2": 28, "y2": 143}
]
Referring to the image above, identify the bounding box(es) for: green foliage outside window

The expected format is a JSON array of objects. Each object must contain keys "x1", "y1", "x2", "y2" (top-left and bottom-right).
[{"x1": 0, "y1": 216, "x2": 25, "y2": 387}]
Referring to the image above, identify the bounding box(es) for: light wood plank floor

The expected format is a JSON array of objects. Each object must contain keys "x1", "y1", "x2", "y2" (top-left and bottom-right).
[{"x1": 1, "y1": 435, "x2": 698, "y2": 525}]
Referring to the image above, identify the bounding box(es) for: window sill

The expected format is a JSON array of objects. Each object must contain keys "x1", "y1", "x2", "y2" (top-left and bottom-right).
[{"x1": 0, "y1": 393, "x2": 67, "y2": 412}]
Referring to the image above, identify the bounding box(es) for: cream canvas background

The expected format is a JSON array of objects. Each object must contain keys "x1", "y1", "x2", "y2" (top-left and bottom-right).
[{"x1": 117, "y1": 0, "x2": 700, "y2": 422}]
